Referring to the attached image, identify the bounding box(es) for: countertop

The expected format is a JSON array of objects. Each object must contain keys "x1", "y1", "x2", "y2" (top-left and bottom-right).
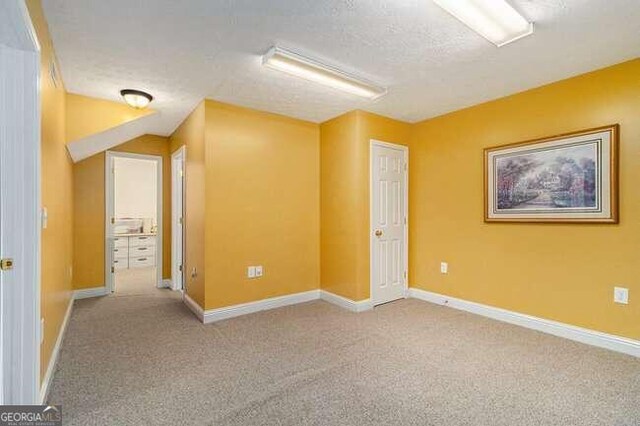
[{"x1": 114, "y1": 233, "x2": 157, "y2": 237}]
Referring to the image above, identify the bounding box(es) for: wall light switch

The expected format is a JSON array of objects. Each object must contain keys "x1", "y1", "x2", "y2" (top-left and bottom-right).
[
  {"x1": 614, "y1": 287, "x2": 629, "y2": 304},
  {"x1": 247, "y1": 266, "x2": 256, "y2": 279},
  {"x1": 440, "y1": 262, "x2": 448, "y2": 274},
  {"x1": 255, "y1": 265, "x2": 263, "y2": 277}
]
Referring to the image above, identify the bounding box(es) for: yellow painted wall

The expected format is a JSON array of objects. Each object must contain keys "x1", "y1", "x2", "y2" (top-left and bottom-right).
[
  {"x1": 203, "y1": 100, "x2": 320, "y2": 309},
  {"x1": 409, "y1": 59, "x2": 640, "y2": 339},
  {"x1": 65, "y1": 93, "x2": 154, "y2": 142},
  {"x1": 319, "y1": 112, "x2": 360, "y2": 300},
  {"x1": 26, "y1": 0, "x2": 74, "y2": 383},
  {"x1": 319, "y1": 111, "x2": 411, "y2": 301},
  {"x1": 73, "y1": 135, "x2": 172, "y2": 289},
  {"x1": 168, "y1": 102, "x2": 206, "y2": 306}
]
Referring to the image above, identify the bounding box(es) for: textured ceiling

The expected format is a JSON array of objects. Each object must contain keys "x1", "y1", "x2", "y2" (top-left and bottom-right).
[{"x1": 43, "y1": 0, "x2": 640, "y2": 136}]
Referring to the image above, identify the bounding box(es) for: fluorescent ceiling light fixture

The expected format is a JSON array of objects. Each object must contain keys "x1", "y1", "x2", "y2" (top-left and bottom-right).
[
  {"x1": 433, "y1": 0, "x2": 533, "y2": 47},
  {"x1": 120, "y1": 89, "x2": 153, "y2": 109},
  {"x1": 262, "y1": 47, "x2": 386, "y2": 99}
]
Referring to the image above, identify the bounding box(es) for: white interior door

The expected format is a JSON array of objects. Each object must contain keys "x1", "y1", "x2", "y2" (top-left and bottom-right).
[
  {"x1": 371, "y1": 141, "x2": 408, "y2": 306},
  {"x1": 105, "y1": 153, "x2": 116, "y2": 292},
  {"x1": 0, "y1": 0, "x2": 41, "y2": 403},
  {"x1": 171, "y1": 147, "x2": 185, "y2": 291}
]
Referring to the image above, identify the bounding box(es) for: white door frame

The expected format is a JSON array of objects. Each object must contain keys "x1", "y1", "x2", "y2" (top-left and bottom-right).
[
  {"x1": 0, "y1": 0, "x2": 41, "y2": 404},
  {"x1": 171, "y1": 146, "x2": 185, "y2": 291},
  {"x1": 369, "y1": 139, "x2": 409, "y2": 305},
  {"x1": 105, "y1": 151, "x2": 163, "y2": 293}
]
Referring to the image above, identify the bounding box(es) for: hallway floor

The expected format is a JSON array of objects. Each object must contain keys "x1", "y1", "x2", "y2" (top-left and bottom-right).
[
  {"x1": 48, "y1": 293, "x2": 640, "y2": 425},
  {"x1": 113, "y1": 267, "x2": 159, "y2": 296}
]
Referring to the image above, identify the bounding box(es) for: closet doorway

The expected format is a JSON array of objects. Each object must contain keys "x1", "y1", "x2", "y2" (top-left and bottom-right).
[{"x1": 105, "y1": 152, "x2": 163, "y2": 295}]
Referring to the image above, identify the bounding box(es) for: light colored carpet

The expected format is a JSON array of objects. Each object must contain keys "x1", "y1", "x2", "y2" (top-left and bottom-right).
[
  {"x1": 114, "y1": 267, "x2": 158, "y2": 296},
  {"x1": 48, "y1": 289, "x2": 640, "y2": 425}
]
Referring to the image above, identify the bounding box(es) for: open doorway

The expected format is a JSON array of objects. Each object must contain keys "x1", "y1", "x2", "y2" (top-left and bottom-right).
[{"x1": 106, "y1": 152, "x2": 163, "y2": 295}]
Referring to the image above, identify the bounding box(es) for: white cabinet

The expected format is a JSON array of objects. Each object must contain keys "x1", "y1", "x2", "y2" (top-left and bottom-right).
[
  {"x1": 113, "y1": 258, "x2": 128, "y2": 270},
  {"x1": 129, "y1": 256, "x2": 155, "y2": 268},
  {"x1": 112, "y1": 234, "x2": 156, "y2": 270}
]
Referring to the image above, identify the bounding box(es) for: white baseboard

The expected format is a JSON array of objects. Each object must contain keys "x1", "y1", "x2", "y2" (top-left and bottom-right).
[
  {"x1": 73, "y1": 286, "x2": 108, "y2": 300},
  {"x1": 40, "y1": 297, "x2": 74, "y2": 403},
  {"x1": 202, "y1": 290, "x2": 320, "y2": 324},
  {"x1": 320, "y1": 290, "x2": 373, "y2": 312},
  {"x1": 183, "y1": 289, "x2": 375, "y2": 324},
  {"x1": 409, "y1": 288, "x2": 640, "y2": 358},
  {"x1": 184, "y1": 290, "x2": 321, "y2": 324},
  {"x1": 183, "y1": 293, "x2": 204, "y2": 322}
]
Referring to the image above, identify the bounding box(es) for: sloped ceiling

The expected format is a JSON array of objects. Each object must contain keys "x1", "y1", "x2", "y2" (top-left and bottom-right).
[
  {"x1": 44, "y1": 0, "x2": 640, "y2": 137},
  {"x1": 66, "y1": 111, "x2": 161, "y2": 162}
]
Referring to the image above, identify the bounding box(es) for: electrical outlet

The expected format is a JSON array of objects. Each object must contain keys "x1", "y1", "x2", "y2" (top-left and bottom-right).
[
  {"x1": 41, "y1": 207, "x2": 48, "y2": 229},
  {"x1": 255, "y1": 265, "x2": 263, "y2": 277},
  {"x1": 614, "y1": 287, "x2": 629, "y2": 304},
  {"x1": 440, "y1": 262, "x2": 448, "y2": 274},
  {"x1": 247, "y1": 266, "x2": 256, "y2": 278}
]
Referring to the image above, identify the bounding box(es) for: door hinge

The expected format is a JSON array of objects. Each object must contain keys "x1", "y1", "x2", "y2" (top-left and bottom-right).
[
  {"x1": 404, "y1": 162, "x2": 407, "y2": 171},
  {"x1": 179, "y1": 264, "x2": 183, "y2": 272},
  {"x1": 111, "y1": 217, "x2": 115, "y2": 224},
  {"x1": 179, "y1": 169, "x2": 184, "y2": 178},
  {"x1": 404, "y1": 270, "x2": 407, "y2": 281},
  {"x1": 178, "y1": 217, "x2": 183, "y2": 225},
  {"x1": 404, "y1": 217, "x2": 407, "y2": 225},
  {"x1": 1, "y1": 258, "x2": 14, "y2": 271},
  {"x1": 111, "y1": 266, "x2": 115, "y2": 273}
]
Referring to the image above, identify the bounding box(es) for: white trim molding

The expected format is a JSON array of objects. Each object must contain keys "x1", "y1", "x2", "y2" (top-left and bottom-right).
[
  {"x1": 183, "y1": 290, "x2": 376, "y2": 324},
  {"x1": 183, "y1": 294, "x2": 204, "y2": 322},
  {"x1": 73, "y1": 286, "x2": 109, "y2": 300},
  {"x1": 40, "y1": 298, "x2": 73, "y2": 403},
  {"x1": 320, "y1": 290, "x2": 373, "y2": 313},
  {"x1": 171, "y1": 146, "x2": 185, "y2": 292},
  {"x1": 409, "y1": 288, "x2": 640, "y2": 358},
  {"x1": 185, "y1": 290, "x2": 321, "y2": 324}
]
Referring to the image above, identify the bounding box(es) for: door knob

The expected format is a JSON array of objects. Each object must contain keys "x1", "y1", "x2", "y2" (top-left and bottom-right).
[{"x1": 375, "y1": 230, "x2": 383, "y2": 237}]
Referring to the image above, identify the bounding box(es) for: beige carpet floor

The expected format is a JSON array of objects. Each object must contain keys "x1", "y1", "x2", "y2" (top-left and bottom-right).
[
  {"x1": 113, "y1": 267, "x2": 158, "y2": 296},
  {"x1": 48, "y1": 289, "x2": 640, "y2": 425}
]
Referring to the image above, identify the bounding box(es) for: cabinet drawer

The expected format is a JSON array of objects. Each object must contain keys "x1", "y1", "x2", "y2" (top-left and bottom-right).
[
  {"x1": 113, "y1": 246, "x2": 129, "y2": 259},
  {"x1": 129, "y1": 245, "x2": 155, "y2": 257},
  {"x1": 129, "y1": 256, "x2": 155, "y2": 268},
  {"x1": 129, "y1": 235, "x2": 155, "y2": 247},
  {"x1": 113, "y1": 258, "x2": 128, "y2": 270},
  {"x1": 113, "y1": 237, "x2": 128, "y2": 248}
]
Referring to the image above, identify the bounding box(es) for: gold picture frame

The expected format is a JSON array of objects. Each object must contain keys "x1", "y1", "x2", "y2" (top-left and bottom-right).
[{"x1": 484, "y1": 124, "x2": 619, "y2": 223}]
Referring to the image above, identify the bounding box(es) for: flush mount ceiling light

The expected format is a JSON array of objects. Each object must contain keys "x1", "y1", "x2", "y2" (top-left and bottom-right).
[
  {"x1": 262, "y1": 46, "x2": 387, "y2": 100},
  {"x1": 433, "y1": 0, "x2": 533, "y2": 47},
  {"x1": 120, "y1": 89, "x2": 153, "y2": 109}
]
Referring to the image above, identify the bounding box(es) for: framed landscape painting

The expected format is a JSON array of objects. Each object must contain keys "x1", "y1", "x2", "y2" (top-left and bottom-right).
[{"x1": 484, "y1": 124, "x2": 619, "y2": 223}]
